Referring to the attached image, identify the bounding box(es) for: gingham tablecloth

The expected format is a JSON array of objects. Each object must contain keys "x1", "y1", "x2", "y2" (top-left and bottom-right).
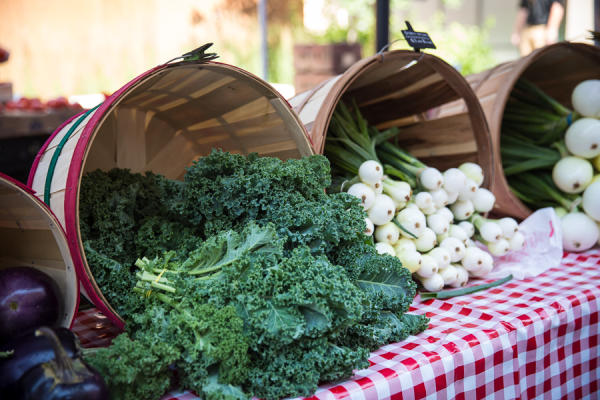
[{"x1": 71, "y1": 249, "x2": 600, "y2": 400}]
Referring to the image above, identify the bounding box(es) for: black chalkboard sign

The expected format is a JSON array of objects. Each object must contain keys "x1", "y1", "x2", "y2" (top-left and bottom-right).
[{"x1": 401, "y1": 21, "x2": 436, "y2": 52}]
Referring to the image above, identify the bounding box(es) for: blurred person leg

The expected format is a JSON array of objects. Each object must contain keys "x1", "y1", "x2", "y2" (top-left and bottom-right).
[{"x1": 519, "y1": 25, "x2": 546, "y2": 56}]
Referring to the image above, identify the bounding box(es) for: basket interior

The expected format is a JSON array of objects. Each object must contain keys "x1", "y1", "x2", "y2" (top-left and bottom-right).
[
  {"x1": 83, "y1": 63, "x2": 312, "y2": 180},
  {"x1": 0, "y1": 179, "x2": 77, "y2": 326},
  {"x1": 336, "y1": 53, "x2": 489, "y2": 174},
  {"x1": 520, "y1": 45, "x2": 600, "y2": 110}
]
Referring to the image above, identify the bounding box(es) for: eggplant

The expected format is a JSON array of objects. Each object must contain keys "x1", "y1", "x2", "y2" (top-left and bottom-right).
[
  {"x1": 17, "y1": 327, "x2": 109, "y2": 400},
  {"x1": 0, "y1": 266, "x2": 62, "y2": 341},
  {"x1": 0, "y1": 327, "x2": 79, "y2": 398}
]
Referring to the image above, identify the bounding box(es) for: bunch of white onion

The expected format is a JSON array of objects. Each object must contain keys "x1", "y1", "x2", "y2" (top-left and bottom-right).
[
  {"x1": 346, "y1": 159, "x2": 523, "y2": 293},
  {"x1": 502, "y1": 79, "x2": 600, "y2": 253}
]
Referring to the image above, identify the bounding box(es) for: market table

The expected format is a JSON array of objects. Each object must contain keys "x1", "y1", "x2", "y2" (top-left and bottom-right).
[{"x1": 72, "y1": 249, "x2": 600, "y2": 399}]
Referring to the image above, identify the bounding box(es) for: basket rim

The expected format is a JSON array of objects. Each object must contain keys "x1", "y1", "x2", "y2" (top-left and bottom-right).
[{"x1": 0, "y1": 172, "x2": 80, "y2": 328}]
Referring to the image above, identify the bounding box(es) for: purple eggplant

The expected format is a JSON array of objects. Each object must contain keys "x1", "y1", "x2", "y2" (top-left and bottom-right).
[
  {"x1": 17, "y1": 327, "x2": 109, "y2": 400},
  {"x1": 0, "y1": 266, "x2": 62, "y2": 341},
  {"x1": 0, "y1": 327, "x2": 79, "y2": 397}
]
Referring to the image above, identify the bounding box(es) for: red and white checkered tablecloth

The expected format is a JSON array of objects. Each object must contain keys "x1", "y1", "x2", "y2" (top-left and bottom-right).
[{"x1": 71, "y1": 249, "x2": 600, "y2": 400}]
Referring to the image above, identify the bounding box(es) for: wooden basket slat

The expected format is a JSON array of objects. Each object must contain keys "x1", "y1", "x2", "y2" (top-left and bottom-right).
[
  {"x1": 358, "y1": 80, "x2": 460, "y2": 125},
  {"x1": 347, "y1": 63, "x2": 438, "y2": 106}
]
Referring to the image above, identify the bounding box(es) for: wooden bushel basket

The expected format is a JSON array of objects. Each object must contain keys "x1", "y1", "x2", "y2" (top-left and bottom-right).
[
  {"x1": 27, "y1": 59, "x2": 313, "y2": 328},
  {"x1": 439, "y1": 42, "x2": 600, "y2": 219},
  {"x1": 0, "y1": 173, "x2": 78, "y2": 328},
  {"x1": 289, "y1": 50, "x2": 494, "y2": 189}
]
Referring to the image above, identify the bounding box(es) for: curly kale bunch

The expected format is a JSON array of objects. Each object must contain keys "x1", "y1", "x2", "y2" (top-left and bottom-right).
[{"x1": 80, "y1": 151, "x2": 428, "y2": 400}]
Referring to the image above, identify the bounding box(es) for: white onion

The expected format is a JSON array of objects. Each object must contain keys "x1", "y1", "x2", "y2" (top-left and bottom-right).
[
  {"x1": 419, "y1": 167, "x2": 444, "y2": 191},
  {"x1": 393, "y1": 238, "x2": 417, "y2": 254},
  {"x1": 430, "y1": 188, "x2": 449, "y2": 208},
  {"x1": 458, "y1": 178, "x2": 478, "y2": 201},
  {"x1": 487, "y1": 238, "x2": 510, "y2": 257},
  {"x1": 461, "y1": 246, "x2": 488, "y2": 272},
  {"x1": 428, "y1": 247, "x2": 451, "y2": 268},
  {"x1": 450, "y1": 200, "x2": 475, "y2": 221},
  {"x1": 414, "y1": 191, "x2": 434, "y2": 212},
  {"x1": 427, "y1": 213, "x2": 450, "y2": 235},
  {"x1": 367, "y1": 194, "x2": 396, "y2": 225},
  {"x1": 561, "y1": 212, "x2": 599, "y2": 252},
  {"x1": 440, "y1": 237, "x2": 466, "y2": 262},
  {"x1": 439, "y1": 265, "x2": 459, "y2": 285},
  {"x1": 449, "y1": 224, "x2": 468, "y2": 244},
  {"x1": 375, "y1": 242, "x2": 396, "y2": 256},
  {"x1": 416, "y1": 254, "x2": 439, "y2": 278},
  {"x1": 383, "y1": 179, "x2": 412, "y2": 207},
  {"x1": 420, "y1": 273, "x2": 445, "y2": 292},
  {"x1": 509, "y1": 231, "x2": 525, "y2": 251},
  {"x1": 397, "y1": 249, "x2": 423, "y2": 273},
  {"x1": 565, "y1": 118, "x2": 600, "y2": 158},
  {"x1": 436, "y1": 232, "x2": 449, "y2": 244},
  {"x1": 364, "y1": 218, "x2": 375, "y2": 236},
  {"x1": 359, "y1": 160, "x2": 384, "y2": 184},
  {"x1": 470, "y1": 257, "x2": 494, "y2": 278},
  {"x1": 446, "y1": 190, "x2": 459, "y2": 205},
  {"x1": 375, "y1": 222, "x2": 401, "y2": 244},
  {"x1": 582, "y1": 180, "x2": 600, "y2": 221},
  {"x1": 435, "y1": 207, "x2": 454, "y2": 223},
  {"x1": 443, "y1": 168, "x2": 467, "y2": 194},
  {"x1": 396, "y1": 207, "x2": 426, "y2": 237},
  {"x1": 347, "y1": 183, "x2": 376, "y2": 210},
  {"x1": 450, "y1": 265, "x2": 469, "y2": 288},
  {"x1": 415, "y1": 227, "x2": 437, "y2": 252},
  {"x1": 571, "y1": 79, "x2": 600, "y2": 118},
  {"x1": 458, "y1": 221, "x2": 475, "y2": 238},
  {"x1": 552, "y1": 156, "x2": 593, "y2": 194},
  {"x1": 497, "y1": 217, "x2": 519, "y2": 239},
  {"x1": 472, "y1": 188, "x2": 495, "y2": 213},
  {"x1": 369, "y1": 180, "x2": 384, "y2": 194},
  {"x1": 459, "y1": 162, "x2": 484, "y2": 186},
  {"x1": 479, "y1": 221, "x2": 503, "y2": 243}
]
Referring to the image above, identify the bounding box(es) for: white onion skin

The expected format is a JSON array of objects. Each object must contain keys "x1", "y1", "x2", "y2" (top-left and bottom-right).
[
  {"x1": 427, "y1": 247, "x2": 451, "y2": 269},
  {"x1": 420, "y1": 273, "x2": 445, "y2": 292},
  {"x1": 498, "y1": 218, "x2": 519, "y2": 239},
  {"x1": 552, "y1": 156, "x2": 593, "y2": 194},
  {"x1": 472, "y1": 188, "x2": 495, "y2": 213},
  {"x1": 582, "y1": 180, "x2": 600, "y2": 221},
  {"x1": 565, "y1": 118, "x2": 600, "y2": 158},
  {"x1": 443, "y1": 168, "x2": 467, "y2": 194},
  {"x1": 364, "y1": 218, "x2": 374, "y2": 236},
  {"x1": 571, "y1": 79, "x2": 600, "y2": 118},
  {"x1": 450, "y1": 265, "x2": 469, "y2": 288},
  {"x1": 561, "y1": 212, "x2": 600, "y2": 252},
  {"x1": 347, "y1": 183, "x2": 376, "y2": 210},
  {"x1": 440, "y1": 237, "x2": 466, "y2": 262},
  {"x1": 416, "y1": 255, "x2": 440, "y2": 278},
  {"x1": 375, "y1": 242, "x2": 396, "y2": 256},
  {"x1": 359, "y1": 160, "x2": 384, "y2": 184},
  {"x1": 459, "y1": 162, "x2": 484, "y2": 186},
  {"x1": 375, "y1": 222, "x2": 401, "y2": 244},
  {"x1": 368, "y1": 194, "x2": 396, "y2": 225}
]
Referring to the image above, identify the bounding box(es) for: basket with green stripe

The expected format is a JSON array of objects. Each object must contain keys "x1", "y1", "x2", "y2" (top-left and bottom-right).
[{"x1": 27, "y1": 50, "x2": 312, "y2": 329}]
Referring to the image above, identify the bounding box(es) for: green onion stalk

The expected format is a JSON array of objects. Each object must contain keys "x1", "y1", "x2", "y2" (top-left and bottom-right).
[
  {"x1": 507, "y1": 171, "x2": 581, "y2": 212},
  {"x1": 502, "y1": 78, "x2": 578, "y2": 146},
  {"x1": 325, "y1": 101, "x2": 425, "y2": 189}
]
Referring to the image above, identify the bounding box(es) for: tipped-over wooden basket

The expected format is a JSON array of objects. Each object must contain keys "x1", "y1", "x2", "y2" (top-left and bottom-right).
[
  {"x1": 28, "y1": 58, "x2": 313, "y2": 329},
  {"x1": 440, "y1": 42, "x2": 600, "y2": 219},
  {"x1": 289, "y1": 49, "x2": 494, "y2": 188},
  {"x1": 0, "y1": 173, "x2": 78, "y2": 328}
]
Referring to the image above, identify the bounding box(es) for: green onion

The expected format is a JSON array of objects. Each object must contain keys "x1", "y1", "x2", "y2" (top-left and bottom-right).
[{"x1": 419, "y1": 274, "x2": 513, "y2": 300}]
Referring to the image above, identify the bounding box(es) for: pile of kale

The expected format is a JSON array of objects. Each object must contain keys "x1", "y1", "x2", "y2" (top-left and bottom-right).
[{"x1": 81, "y1": 150, "x2": 428, "y2": 400}]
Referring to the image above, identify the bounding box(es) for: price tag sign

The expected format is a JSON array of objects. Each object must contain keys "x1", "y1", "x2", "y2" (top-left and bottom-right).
[{"x1": 401, "y1": 21, "x2": 436, "y2": 52}]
